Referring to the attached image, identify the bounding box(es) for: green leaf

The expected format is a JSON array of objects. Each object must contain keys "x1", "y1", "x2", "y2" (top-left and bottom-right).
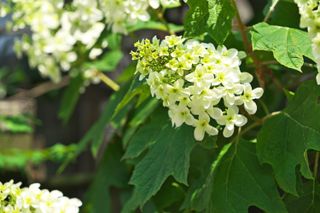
[
  {"x1": 58, "y1": 76, "x2": 84, "y2": 123},
  {"x1": 122, "y1": 106, "x2": 166, "y2": 160},
  {"x1": 251, "y1": 22, "x2": 315, "y2": 71},
  {"x1": 0, "y1": 144, "x2": 76, "y2": 169},
  {"x1": 181, "y1": 144, "x2": 217, "y2": 211},
  {"x1": 207, "y1": 0, "x2": 235, "y2": 44},
  {"x1": 84, "y1": 49, "x2": 123, "y2": 72},
  {"x1": 0, "y1": 114, "x2": 33, "y2": 133},
  {"x1": 185, "y1": 140, "x2": 286, "y2": 212},
  {"x1": 85, "y1": 142, "x2": 129, "y2": 213},
  {"x1": 257, "y1": 81, "x2": 320, "y2": 195},
  {"x1": 184, "y1": 0, "x2": 208, "y2": 38},
  {"x1": 122, "y1": 98, "x2": 159, "y2": 148},
  {"x1": 116, "y1": 62, "x2": 136, "y2": 84},
  {"x1": 266, "y1": 0, "x2": 300, "y2": 28},
  {"x1": 89, "y1": 83, "x2": 131, "y2": 156},
  {"x1": 122, "y1": 109, "x2": 196, "y2": 212},
  {"x1": 112, "y1": 77, "x2": 149, "y2": 119},
  {"x1": 105, "y1": 33, "x2": 122, "y2": 50},
  {"x1": 127, "y1": 20, "x2": 184, "y2": 33},
  {"x1": 284, "y1": 182, "x2": 320, "y2": 213},
  {"x1": 152, "y1": 178, "x2": 185, "y2": 211},
  {"x1": 184, "y1": 0, "x2": 235, "y2": 44}
]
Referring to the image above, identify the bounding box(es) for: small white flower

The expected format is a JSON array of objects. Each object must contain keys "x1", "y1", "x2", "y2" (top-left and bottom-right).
[
  {"x1": 0, "y1": 180, "x2": 82, "y2": 213},
  {"x1": 168, "y1": 105, "x2": 194, "y2": 127},
  {"x1": 194, "y1": 114, "x2": 218, "y2": 141},
  {"x1": 240, "y1": 83, "x2": 264, "y2": 114},
  {"x1": 8, "y1": 0, "x2": 178, "y2": 83},
  {"x1": 216, "y1": 107, "x2": 248, "y2": 138},
  {"x1": 149, "y1": 0, "x2": 160, "y2": 9},
  {"x1": 294, "y1": 0, "x2": 320, "y2": 84},
  {"x1": 89, "y1": 48, "x2": 103, "y2": 59},
  {"x1": 165, "y1": 79, "x2": 188, "y2": 103}
]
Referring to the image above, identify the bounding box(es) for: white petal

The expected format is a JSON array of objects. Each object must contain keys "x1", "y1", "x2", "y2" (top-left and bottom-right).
[
  {"x1": 227, "y1": 48, "x2": 238, "y2": 58},
  {"x1": 224, "y1": 94, "x2": 235, "y2": 106},
  {"x1": 175, "y1": 115, "x2": 184, "y2": 127},
  {"x1": 216, "y1": 116, "x2": 227, "y2": 125},
  {"x1": 194, "y1": 126, "x2": 205, "y2": 141},
  {"x1": 206, "y1": 125, "x2": 219, "y2": 136},
  {"x1": 149, "y1": 0, "x2": 160, "y2": 9},
  {"x1": 223, "y1": 126, "x2": 234, "y2": 138},
  {"x1": 185, "y1": 115, "x2": 196, "y2": 126},
  {"x1": 316, "y1": 72, "x2": 320, "y2": 85},
  {"x1": 240, "y1": 72, "x2": 253, "y2": 83},
  {"x1": 252, "y1": 88, "x2": 264, "y2": 99},
  {"x1": 207, "y1": 107, "x2": 223, "y2": 119},
  {"x1": 244, "y1": 101, "x2": 257, "y2": 114},
  {"x1": 176, "y1": 79, "x2": 184, "y2": 87},
  {"x1": 226, "y1": 123, "x2": 234, "y2": 131},
  {"x1": 243, "y1": 83, "x2": 252, "y2": 93},
  {"x1": 228, "y1": 106, "x2": 239, "y2": 114},
  {"x1": 138, "y1": 12, "x2": 151, "y2": 21},
  {"x1": 234, "y1": 115, "x2": 248, "y2": 127}
]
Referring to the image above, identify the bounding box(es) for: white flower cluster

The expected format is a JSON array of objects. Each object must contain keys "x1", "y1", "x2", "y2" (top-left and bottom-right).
[
  {"x1": 294, "y1": 0, "x2": 320, "y2": 84},
  {"x1": 0, "y1": 180, "x2": 82, "y2": 213},
  {"x1": 100, "y1": 0, "x2": 181, "y2": 34},
  {"x1": 131, "y1": 36, "x2": 263, "y2": 141},
  {"x1": 1, "y1": 0, "x2": 180, "y2": 82}
]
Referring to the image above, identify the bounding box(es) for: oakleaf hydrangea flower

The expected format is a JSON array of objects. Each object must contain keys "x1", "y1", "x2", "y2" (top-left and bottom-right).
[
  {"x1": 294, "y1": 0, "x2": 320, "y2": 84},
  {"x1": 0, "y1": 180, "x2": 82, "y2": 213},
  {"x1": 1, "y1": 0, "x2": 180, "y2": 83},
  {"x1": 131, "y1": 35, "x2": 264, "y2": 140}
]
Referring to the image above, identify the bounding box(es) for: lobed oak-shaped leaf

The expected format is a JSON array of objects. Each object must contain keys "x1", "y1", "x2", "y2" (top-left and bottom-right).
[
  {"x1": 251, "y1": 22, "x2": 315, "y2": 71},
  {"x1": 183, "y1": 140, "x2": 286, "y2": 213},
  {"x1": 257, "y1": 81, "x2": 320, "y2": 195},
  {"x1": 122, "y1": 109, "x2": 196, "y2": 212}
]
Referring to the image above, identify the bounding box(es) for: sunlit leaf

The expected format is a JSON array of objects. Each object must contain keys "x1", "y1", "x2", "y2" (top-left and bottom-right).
[{"x1": 251, "y1": 23, "x2": 315, "y2": 71}]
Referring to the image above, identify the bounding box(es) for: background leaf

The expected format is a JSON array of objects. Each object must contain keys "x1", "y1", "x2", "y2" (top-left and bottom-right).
[
  {"x1": 0, "y1": 114, "x2": 33, "y2": 133},
  {"x1": 59, "y1": 83, "x2": 131, "y2": 171},
  {"x1": 284, "y1": 182, "x2": 320, "y2": 213},
  {"x1": 185, "y1": 139, "x2": 286, "y2": 213},
  {"x1": 257, "y1": 81, "x2": 320, "y2": 195},
  {"x1": 84, "y1": 49, "x2": 123, "y2": 72},
  {"x1": 58, "y1": 76, "x2": 84, "y2": 123},
  {"x1": 184, "y1": 0, "x2": 235, "y2": 44}
]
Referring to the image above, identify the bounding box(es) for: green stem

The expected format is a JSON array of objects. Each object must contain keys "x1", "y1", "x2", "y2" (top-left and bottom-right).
[
  {"x1": 239, "y1": 111, "x2": 281, "y2": 137},
  {"x1": 264, "y1": 0, "x2": 279, "y2": 22},
  {"x1": 231, "y1": 0, "x2": 250, "y2": 53},
  {"x1": 98, "y1": 72, "x2": 120, "y2": 91},
  {"x1": 231, "y1": 0, "x2": 265, "y2": 88},
  {"x1": 314, "y1": 152, "x2": 319, "y2": 179},
  {"x1": 157, "y1": 8, "x2": 175, "y2": 35},
  {"x1": 312, "y1": 151, "x2": 319, "y2": 204},
  {"x1": 258, "y1": 99, "x2": 270, "y2": 115}
]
